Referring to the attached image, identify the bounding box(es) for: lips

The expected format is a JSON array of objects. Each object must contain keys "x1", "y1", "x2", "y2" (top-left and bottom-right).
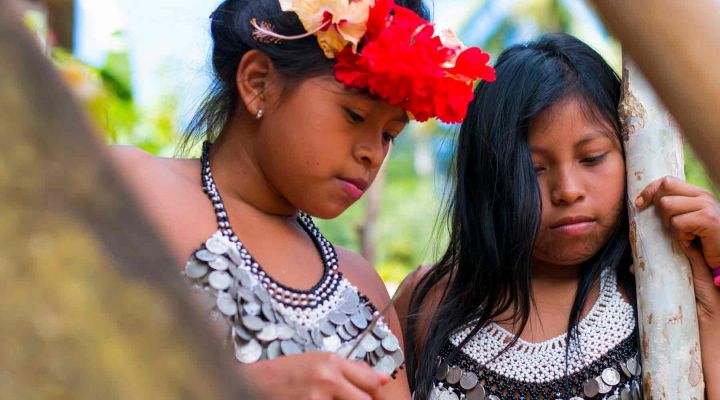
[
  {"x1": 551, "y1": 215, "x2": 595, "y2": 229},
  {"x1": 338, "y1": 177, "x2": 368, "y2": 200},
  {"x1": 550, "y1": 215, "x2": 596, "y2": 236}
]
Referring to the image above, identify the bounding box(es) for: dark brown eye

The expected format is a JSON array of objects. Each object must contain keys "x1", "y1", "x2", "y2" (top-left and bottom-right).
[
  {"x1": 345, "y1": 108, "x2": 365, "y2": 123},
  {"x1": 581, "y1": 153, "x2": 608, "y2": 165}
]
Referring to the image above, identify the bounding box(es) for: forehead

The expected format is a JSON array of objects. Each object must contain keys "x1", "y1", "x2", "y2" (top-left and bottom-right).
[{"x1": 529, "y1": 98, "x2": 617, "y2": 149}]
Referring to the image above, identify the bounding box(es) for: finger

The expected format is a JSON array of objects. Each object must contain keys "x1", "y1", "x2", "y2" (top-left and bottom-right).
[
  {"x1": 670, "y1": 210, "x2": 714, "y2": 240},
  {"x1": 655, "y1": 195, "x2": 706, "y2": 228},
  {"x1": 636, "y1": 176, "x2": 705, "y2": 209},
  {"x1": 340, "y1": 360, "x2": 388, "y2": 399},
  {"x1": 331, "y1": 377, "x2": 375, "y2": 400}
]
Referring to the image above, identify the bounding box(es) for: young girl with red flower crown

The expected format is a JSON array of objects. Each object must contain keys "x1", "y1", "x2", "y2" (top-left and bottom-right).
[
  {"x1": 110, "y1": 0, "x2": 494, "y2": 399},
  {"x1": 397, "y1": 33, "x2": 720, "y2": 400}
]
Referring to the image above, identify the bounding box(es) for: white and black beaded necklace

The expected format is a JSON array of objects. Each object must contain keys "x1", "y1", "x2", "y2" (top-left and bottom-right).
[{"x1": 199, "y1": 140, "x2": 343, "y2": 309}]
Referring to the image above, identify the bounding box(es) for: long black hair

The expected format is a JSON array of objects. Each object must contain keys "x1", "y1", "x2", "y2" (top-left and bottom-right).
[
  {"x1": 406, "y1": 33, "x2": 635, "y2": 398},
  {"x1": 178, "y1": 0, "x2": 429, "y2": 154}
]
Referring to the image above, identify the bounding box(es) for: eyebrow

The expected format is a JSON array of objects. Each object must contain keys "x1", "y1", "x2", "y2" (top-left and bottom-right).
[{"x1": 530, "y1": 131, "x2": 613, "y2": 154}]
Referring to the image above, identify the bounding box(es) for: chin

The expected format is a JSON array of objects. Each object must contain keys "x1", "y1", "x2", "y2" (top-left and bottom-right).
[{"x1": 303, "y1": 204, "x2": 349, "y2": 220}]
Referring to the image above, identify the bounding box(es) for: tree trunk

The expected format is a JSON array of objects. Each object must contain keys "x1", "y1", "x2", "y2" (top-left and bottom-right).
[
  {"x1": 590, "y1": 0, "x2": 720, "y2": 186},
  {"x1": 0, "y1": 1, "x2": 254, "y2": 398},
  {"x1": 358, "y1": 161, "x2": 388, "y2": 265},
  {"x1": 621, "y1": 57, "x2": 704, "y2": 399}
]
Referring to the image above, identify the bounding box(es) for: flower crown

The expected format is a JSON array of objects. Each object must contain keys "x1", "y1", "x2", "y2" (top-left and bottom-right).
[{"x1": 251, "y1": 0, "x2": 495, "y2": 123}]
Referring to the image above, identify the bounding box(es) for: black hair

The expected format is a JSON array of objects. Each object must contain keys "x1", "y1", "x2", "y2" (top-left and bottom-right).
[
  {"x1": 178, "y1": 0, "x2": 429, "y2": 154},
  {"x1": 406, "y1": 33, "x2": 635, "y2": 398}
]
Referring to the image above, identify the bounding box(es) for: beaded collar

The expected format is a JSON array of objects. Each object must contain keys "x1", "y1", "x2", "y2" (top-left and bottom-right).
[
  {"x1": 426, "y1": 271, "x2": 643, "y2": 400},
  {"x1": 181, "y1": 141, "x2": 404, "y2": 375}
]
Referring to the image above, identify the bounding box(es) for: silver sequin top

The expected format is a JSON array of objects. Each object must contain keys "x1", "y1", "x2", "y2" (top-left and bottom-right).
[{"x1": 183, "y1": 223, "x2": 404, "y2": 376}]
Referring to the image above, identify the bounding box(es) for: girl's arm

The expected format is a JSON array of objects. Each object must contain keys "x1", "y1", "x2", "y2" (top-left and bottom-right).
[{"x1": 637, "y1": 176, "x2": 720, "y2": 398}]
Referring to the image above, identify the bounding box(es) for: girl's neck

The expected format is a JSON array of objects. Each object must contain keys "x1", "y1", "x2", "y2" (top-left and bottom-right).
[
  {"x1": 209, "y1": 118, "x2": 298, "y2": 221},
  {"x1": 530, "y1": 259, "x2": 583, "y2": 307}
]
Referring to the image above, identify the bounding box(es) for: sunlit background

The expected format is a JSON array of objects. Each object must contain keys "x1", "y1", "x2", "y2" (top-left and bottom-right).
[{"x1": 20, "y1": 0, "x2": 716, "y2": 291}]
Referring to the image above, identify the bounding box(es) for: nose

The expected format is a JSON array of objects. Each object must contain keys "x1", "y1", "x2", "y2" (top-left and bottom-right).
[
  {"x1": 353, "y1": 132, "x2": 386, "y2": 169},
  {"x1": 550, "y1": 166, "x2": 585, "y2": 206}
]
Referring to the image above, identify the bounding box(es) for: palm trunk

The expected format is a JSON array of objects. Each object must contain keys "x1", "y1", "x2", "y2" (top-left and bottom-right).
[{"x1": 621, "y1": 57, "x2": 704, "y2": 399}]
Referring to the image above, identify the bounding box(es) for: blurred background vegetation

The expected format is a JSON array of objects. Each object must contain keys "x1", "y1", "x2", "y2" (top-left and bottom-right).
[{"x1": 22, "y1": 0, "x2": 717, "y2": 290}]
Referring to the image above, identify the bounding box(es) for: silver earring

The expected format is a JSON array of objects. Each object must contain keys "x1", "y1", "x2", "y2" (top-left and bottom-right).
[{"x1": 255, "y1": 108, "x2": 264, "y2": 120}]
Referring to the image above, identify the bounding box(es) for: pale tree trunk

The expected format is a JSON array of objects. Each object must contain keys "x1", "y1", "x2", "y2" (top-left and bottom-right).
[
  {"x1": 358, "y1": 160, "x2": 388, "y2": 265},
  {"x1": 621, "y1": 57, "x2": 704, "y2": 399},
  {"x1": 0, "y1": 1, "x2": 254, "y2": 398}
]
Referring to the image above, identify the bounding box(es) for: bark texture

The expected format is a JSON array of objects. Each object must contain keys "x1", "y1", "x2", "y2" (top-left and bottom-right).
[{"x1": 622, "y1": 57, "x2": 704, "y2": 399}]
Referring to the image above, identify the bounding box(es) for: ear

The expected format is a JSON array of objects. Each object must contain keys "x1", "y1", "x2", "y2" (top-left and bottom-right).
[{"x1": 236, "y1": 50, "x2": 276, "y2": 117}]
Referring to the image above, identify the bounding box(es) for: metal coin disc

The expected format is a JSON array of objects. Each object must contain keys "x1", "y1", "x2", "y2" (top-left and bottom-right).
[
  {"x1": 184, "y1": 260, "x2": 208, "y2": 278},
  {"x1": 257, "y1": 324, "x2": 279, "y2": 342},
  {"x1": 205, "y1": 236, "x2": 229, "y2": 254},
  {"x1": 446, "y1": 367, "x2": 463, "y2": 385},
  {"x1": 262, "y1": 302, "x2": 277, "y2": 323},
  {"x1": 439, "y1": 390, "x2": 459, "y2": 400},
  {"x1": 340, "y1": 300, "x2": 357, "y2": 315},
  {"x1": 602, "y1": 367, "x2": 621, "y2": 386},
  {"x1": 267, "y1": 340, "x2": 282, "y2": 359},
  {"x1": 234, "y1": 324, "x2": 252, "y2": 341},
  {"x1": 276, "y1": 324, "x2": 296, "y2": 340},
  {"x1": 323, "y1": 334, "x2": 342, "y2": 352},
  {"x1": 243, "y1": 302, "x2": 261, "y2": 316},
  {"x1": 311, "y1": 328, "x2": 324, "y2": 348},
  {"x1": 583, "y1": 378, "x2": 600, "y2": 398},
  {"x1": 373, "y1": 324, "x2": 389, "y2": 339},
  {"x1": 237, "y1": 287, "x2": 257, "y2": 303},
  {"x1": 487, "y1": 395, "x2": 501, "y2": 400},
  {"x1": 459, "y1": 371, "x2": 479, "y2": 390},
  {"x1": 351, "y1": 312, "x2": 368, "y2": 330},
  {"x1": 216, "y1": 293, "x2": 238, "y2": 316},
  {"x1": 254, "y1": 285, "x2": 272, "y2": 303},
  {"x1": 328, "y1": 310, "x2": 349, "y2": 325},
  {"x1": 391, "y1": 350, "x2": 404, "y2": 368},
  {"x1": 429, "y1": 387, "x2": 442, "y2": 400},
  {"x1": 209, "y1": 256, "x2": 230, "y2": 271},
  {"x1": 382, "y1": 335, "x2": 400, "y2": 352},
  {"x1": 337, "y1": 325, "x2": 352, "y2": 341},
  {"x1": 621, "y1": 387, "x2": 632, "y2": 400},
  {"x1": 344, "y1": 320, "x2": 359, "y2": 336},
  {"x1": 195, "y1": 249, "x2": 217, "y2": 262},
  {"x1": 235, "y1": 339, "x2": 262, "y2": 363},
  {"x1": 621, "y1": 361, "x2": 633, "y2": 378},
  {"x1": 597, "y1": 376, "x2": 612, "y2": 394},
  {"x1": 361, "y1": 305, "x2": 374, "y2": 321},
  {"x1": 208, "y1": 271, "x2": 232, "y2": 290},
  {"x1": 608, "y1": 395, "x2": 620, "y2": 400},
  {"x1": 280, "y1": 339, "x2": 303, "y2": 355},
  {"x1": 319, "y1": 319, "x2": 336, "y2": 336},
  {"x1": 374, "y1": 355, "x2": 396, "y2": 375},
  {"x1": 343, "y1": 288, "x2": 360, "y2": 308},
  {"x1": 435, "y1": 362, "x2": 450, "y2": 380},
  {"x1": 465, "y1": 383, "x2": 486, "y2": 400},
  {"x1": 361, "y1": 334, "x2": 380, "y2": 352},
  {"x1": 569, "y1": 397, "x2": 584, "y2": 400},
  {"x1": 626, "y1": 357, "x2": 637, "y2": 376},
  {"x1": 241, "y1": 315, "x2": 265, "y2": 331}
]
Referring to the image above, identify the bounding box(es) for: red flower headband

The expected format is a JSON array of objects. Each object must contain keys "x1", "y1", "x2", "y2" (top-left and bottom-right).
[{"x1": 252, "y1": 0, "x2": 495, "y2": 123}]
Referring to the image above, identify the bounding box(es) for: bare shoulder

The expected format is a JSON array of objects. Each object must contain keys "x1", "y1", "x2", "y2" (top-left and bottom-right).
[
  {"x1": 394, "y1": 264, "x2": 449, "y2": 354},
  {"x1": 335, "y1": 246, "x2": 390, "y2": 306}
]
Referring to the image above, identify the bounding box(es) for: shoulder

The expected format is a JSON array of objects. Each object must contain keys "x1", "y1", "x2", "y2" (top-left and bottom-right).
[
  {"x1": 394, "y1": 264, "x2": 450, "y2": 354},
  {"x1": 335, "y1": 247, "x2": 389, "y2": 306}
]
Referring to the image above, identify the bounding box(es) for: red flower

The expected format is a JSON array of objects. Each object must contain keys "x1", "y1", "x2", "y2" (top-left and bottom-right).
[{"x1": 334, "y1": 1, "x2": 495, "y2": 123}]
